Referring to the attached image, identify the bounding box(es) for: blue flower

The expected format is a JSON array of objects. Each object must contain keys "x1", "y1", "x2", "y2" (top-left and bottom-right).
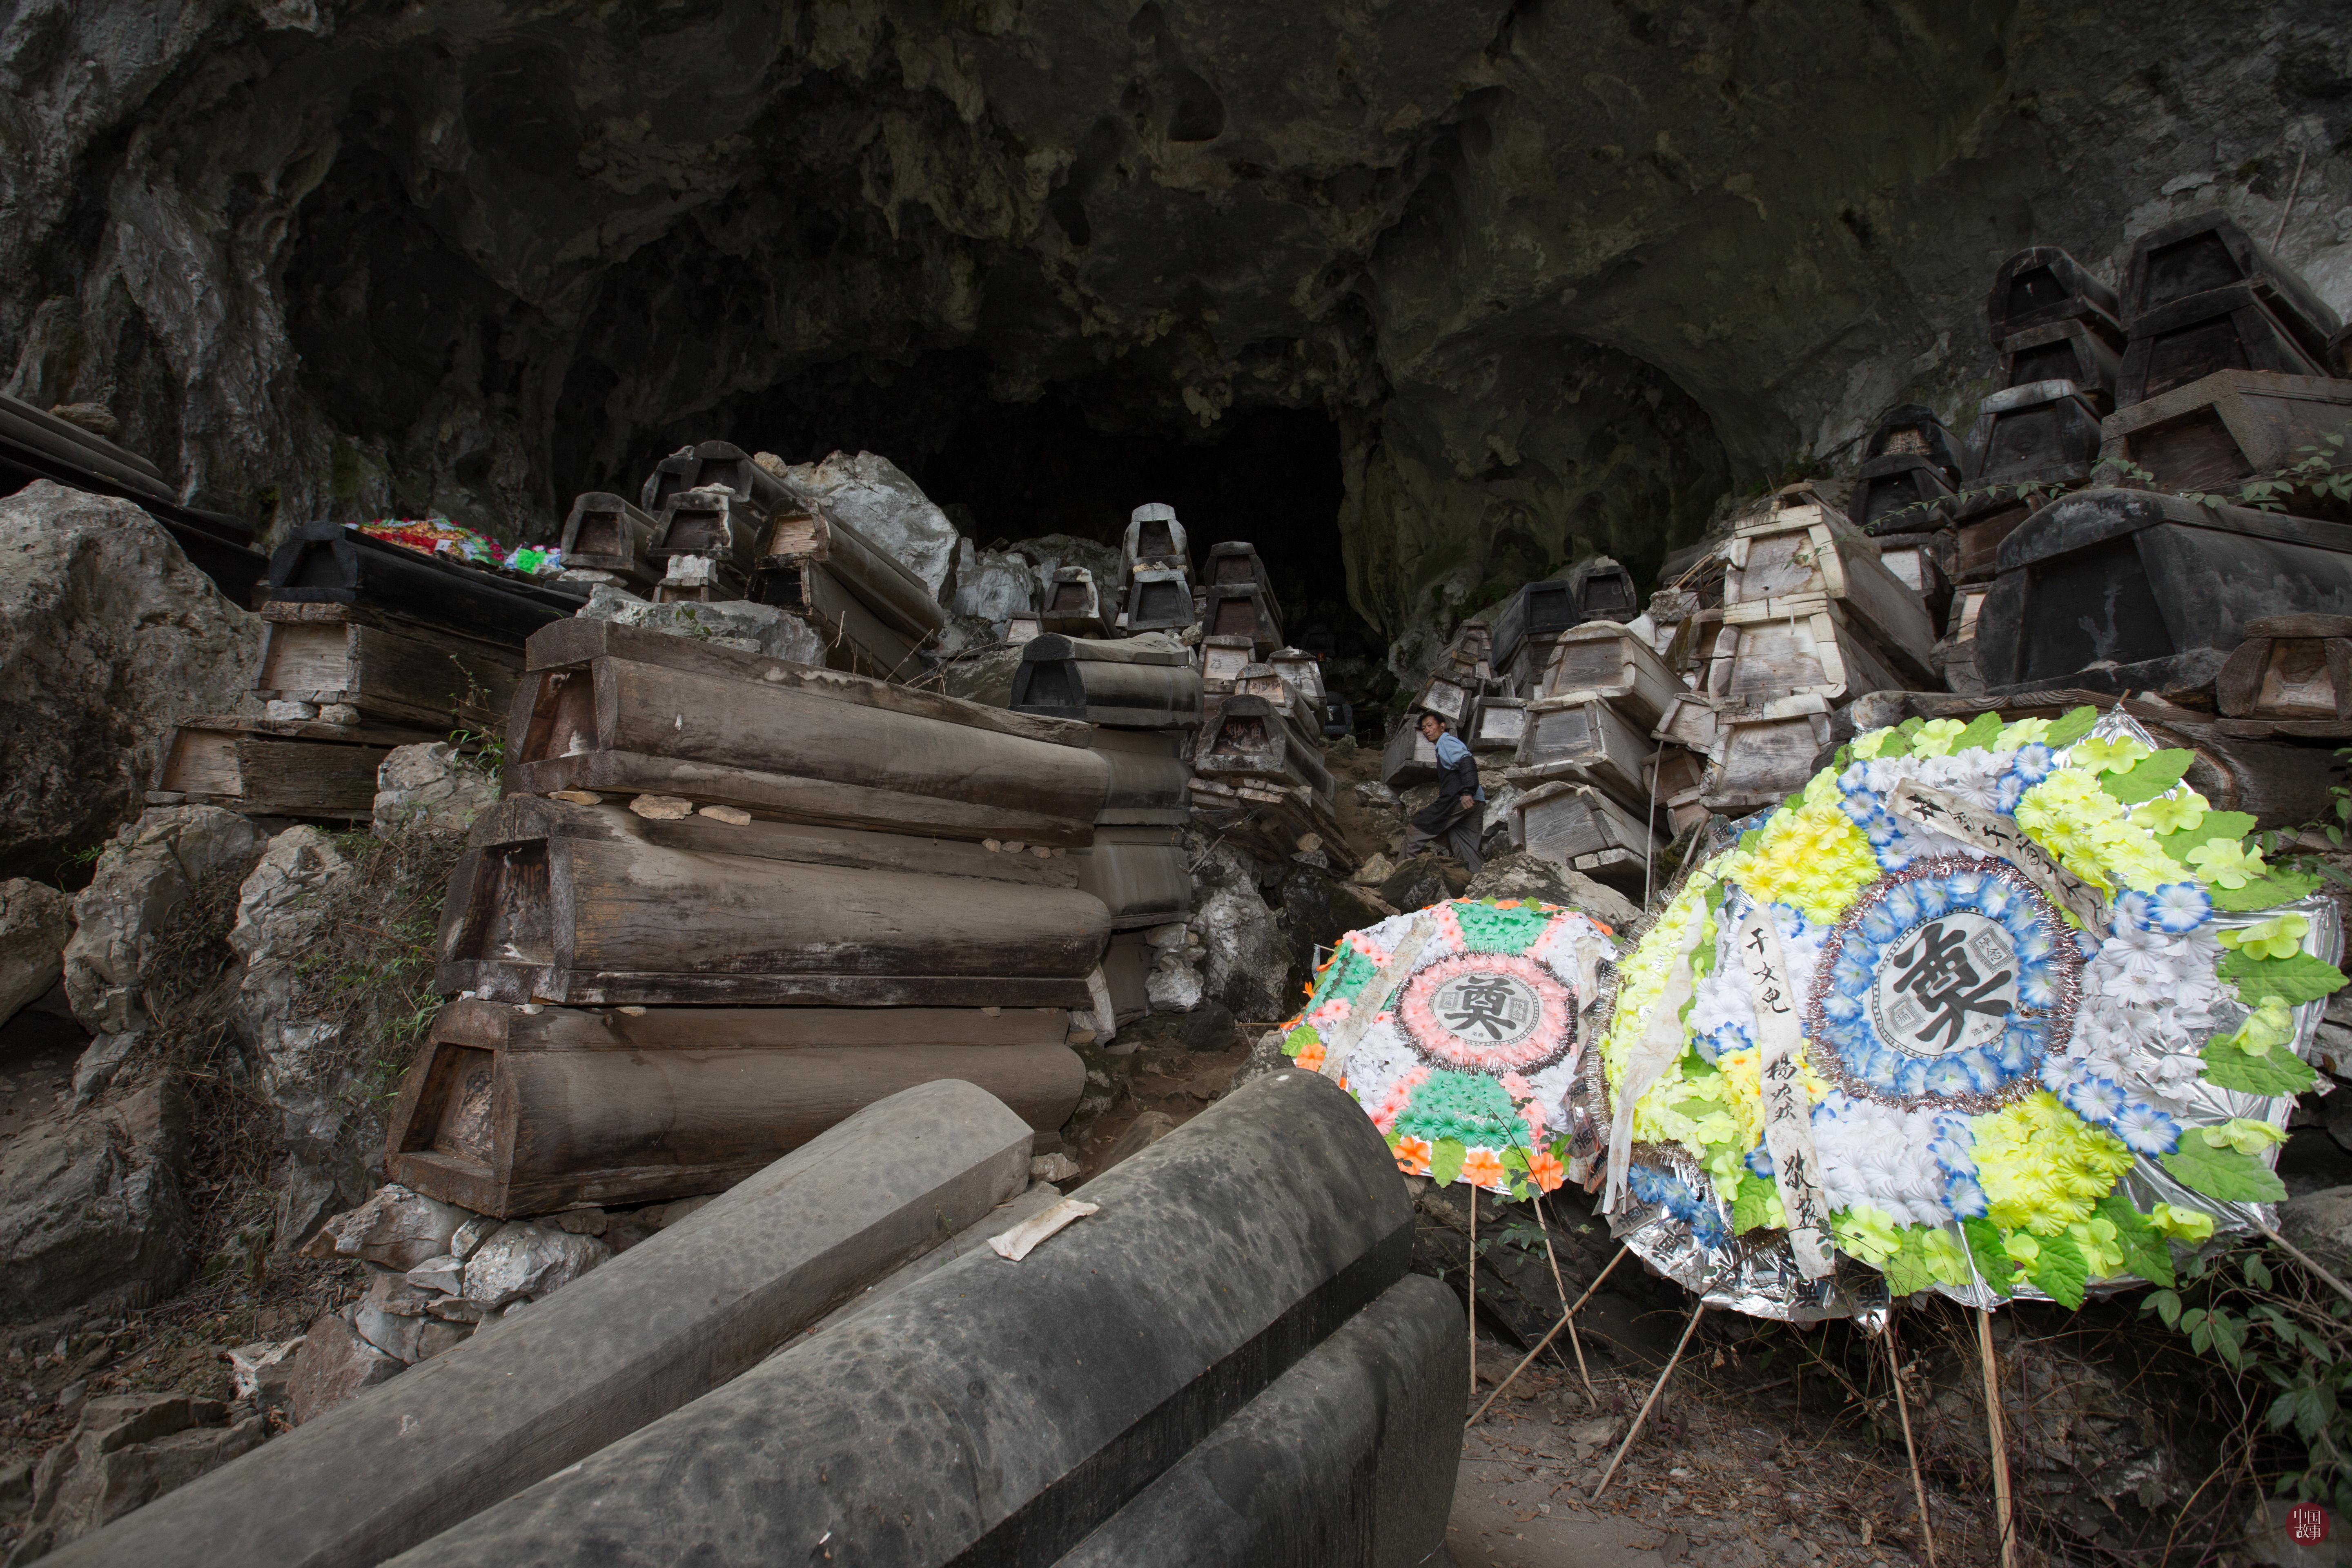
[
  {"x1": 1927, "y1": 1060, "x2": 1975, "y2": 1097},
  {"x1": 2111, "y1": 889, "x2": 2154, "y2": 933},
  {"x1": 2114, "y1": 1102, "x2": 2183, "y2": 1156},
  {"x1": 1994, "y1": 774, "x2": 2027, "y2": 814},
  {"x1": 1841, "y1": 792, "x2": 1879, "y2": 825},
  {"x1": 1628, "y1": 1166, "x2": 1669, "y2": 1205},
  {"x1": 2062, "y1": 1076, "x2": 2126, "y2": 1123},
  {"x1": 1822, "y1": 990, "x2": 1862, "y2": 1024},
  {"x1": 1864, "y1": 814, "x2": 1904, "y2": 849},
  {"x1": 2010, "y1": 743, "x2": 2056, "y2": 784},
  {"x1": 1746, "y1": 1145, "x2": 1777, "y2": 1179},
  {"x1": 1945, "y1": 1175, "x2": 1989, "y2": 1218},
  {"x1": 1691, "y1": 1209, "x2": 1731, "y2": 1250},
  {"x1": 2150, "y1": 883, "x2": 2213, "y2": 935}
]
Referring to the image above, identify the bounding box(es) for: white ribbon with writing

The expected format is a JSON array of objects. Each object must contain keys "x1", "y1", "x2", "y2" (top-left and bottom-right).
[
  {"x1": 1735, "y1": 906, "x2": 1836, "y2": 1280},
  {"x1": 1316, "y1": 913, "x2": 1439, "y2": 1082},
  {"x1": 1604, "y1": 914, "x2": 1705, "y2": 1216},
  {"x1": 1882, "y1": 778, "x2": 2107, "y2": 929}
]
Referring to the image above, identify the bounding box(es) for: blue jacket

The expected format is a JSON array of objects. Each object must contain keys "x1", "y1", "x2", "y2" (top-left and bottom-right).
[{"x1": 1433, "y1": 731, "x2": 1485, "y2": 804}]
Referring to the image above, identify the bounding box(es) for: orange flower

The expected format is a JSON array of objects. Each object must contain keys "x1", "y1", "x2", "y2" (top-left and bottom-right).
[
  {"x1": 1394, "y1": 1136, "x2": 1433, "y2": 1175},
  {"x1": 1528, "y1": 1149, "x2": 1566, "y2": 1192},
  {"x1": 1294, "y1": 1040, "x2": 1327, "y2": 1071},
  {"x1": 1461, "y1": 1149, "x2": 1507, "y2": 1189}
]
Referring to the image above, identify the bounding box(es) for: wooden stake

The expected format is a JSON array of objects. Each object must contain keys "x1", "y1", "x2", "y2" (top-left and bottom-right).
[
  {"x1": 1531, "y1": 1195, "x2": 1599, "y2": 1405},
  {"x1": 2272, "y1": 146, "x2": 2309, "y2": 250},
  {"x1": 1977, "y1": 1309, "x2": 2018, "y2": 1568},
  {"x1": 1884, "y1": 1316, "x2": 1938, "y2": 1568},
  {"x1": 1591, "y1": 1296, "x2": 1707, "y2": 1501},
  {"x1": 1467, "y1": 1244, "x2": 1628, "y2": 1427},
  {"x1": 1468, "y1": 1189, "x2": 1479, "y2": 1402},
  {"x1": 2260, "y1": 1221, "x2": 2352, "y2": 1312}
]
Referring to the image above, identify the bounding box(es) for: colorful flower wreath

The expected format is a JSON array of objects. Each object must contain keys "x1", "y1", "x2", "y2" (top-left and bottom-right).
[
  {"x1": 1605, "y1": 707, "x2": 2344, "y2": 1316},
  {"x1": 1280, "y1": 898, "x2": 1619, "y2": 1200}
]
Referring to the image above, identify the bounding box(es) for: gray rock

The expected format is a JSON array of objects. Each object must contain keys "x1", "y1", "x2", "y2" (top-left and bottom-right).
[
  {"x1": 5, "y1": 1393, "x2": 265, "y2": 1564},
  {"x1": 1189, "y1": 844, "x2": 1296, "y2": 1025},
  {"x1": 930, "y1": 641, "x2": 1025, "y2": 707},
  {"x1": 1466, "y1": 851, "x2": 1644, "y2": 932},
  {"x1": 371, "y1": 743, "x2": 499, "y2": 838},
  {"x1": 67, "y1": 1031, "x2": 139, "y2": 1110},
  {"x1": 778, "y1": 452, "x2": 959, "y2": 604},
  {"x1": 575, "y1": 586, "x2": 826, "y2": 664},
  {"x1": 1100, "y1": 1110, "x2": 1178, "y2": 1174},
  {"x1": 0, "y1": 1076, "x2": 193, "y2": 1321},
  {"x1": 1143, "y1": 960, "x2": 1203, "y2": 1013},
  {"x1": 62, "y1": 806, "x2": 266, "y2": 1036},
  {"x1": 0, "y1": 878, "x2": 70, "y2": 1026},
  {"x1": 225, "y1": 1338, "x2": 305, "y2": 1421},
  {"x1": 286, "y1": 1313, "x2": 404, "y2": 1425},
  {"x1": 461, "y1": 1222, "x2": 611, "y2": 1309},
  {"x1": 946, "y1": 541, "x2": 1040, "y2": 634},
  {"x1": 2244, "y1": 1497, "x2": 2347, "y2": 1567},
  {"x1": 405, "y1": 1254, "x2": 467, "y2": 1295},
  {"x1": 2279, "y1": 1185, "x2": 2352, "y2": 1277},
  {"x1": 303, "y1": 1183, "x2": 473, "y2": 1272},
  {"x1": 0, "y1": 485, "x2": 260, "y2": 881},
  {"x1": 1004, "y1": 535, "x2": 1121, "y2": 600},
  {"x1": 448, "y1": 1213, "x2": 499, "y2": 1260}
]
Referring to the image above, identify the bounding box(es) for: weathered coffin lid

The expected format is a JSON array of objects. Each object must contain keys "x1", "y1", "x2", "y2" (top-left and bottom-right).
[
  {"x1": 1995, "y1": 487, "x2": 2352, "y2": 575},
  {"x1": 1020, "y1": 633, "x2": 1191, "y2": 666},
  {"x1": 1972, "y1": 377, "x2": 2094, "y2": 417},
  {"x1": 1854, "y1": 452, "x2": 1957, "y2": 484},
  {"x1": 2103, "y1": 369, "x2": 2352, "y2": 439},
  {"x1": 1863, "y1": 402, "x2": 1966, "y2": 472},
  {"x1": 2124, "y1": 210, "x2": 2341, "y2": 341},
  {"x1": 267, "y1": 524, "x2": 588, "y2": 615},
  {"x1": 2125, "y1": 282, "x2": 2334, "y2": 363},
  {"x1": 1985, "y1": 246, "x2": 2124, "y2": 342}
]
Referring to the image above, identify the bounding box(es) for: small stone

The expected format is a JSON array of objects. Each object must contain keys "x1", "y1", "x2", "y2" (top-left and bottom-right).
[
  {"x1": 983, "y1": 839, "x2": 1002, "y2": 852},
  {"x1": 628, "y1": 794, "x2": 694, "y2": 821},
  {"x1": 361, "y1": 1261, "x2": 437, "y2": 1316},
  {"x1": 1000, "y1": 841, "x2": 1025, "y2": 854},
  {"x1": 1030, "y1": 1152, "x2": 1082, "y2": 1183},
  {"x1": 1294, "y1": 833, "x2": 1322, "y2": 853},
  {"x1": 302, "y1": 1184, "x2": 471, "y2": 1270},
  {"x1": 287, "y1": 1314, "x2": 403, "y2": 1424},
  {"x1": 415, "y1": 1320, "x2": 473, "y2": 1362},
  {"x1": 55, "y1": 1380, "x2": 86, "y2": 1417},
  {"x1": 448, "y1": 1213, "x2": 499, "y2": 1260},
  {"x1": 316, "y1": 703, "x2": 360, "y2": 726},
  {"x1": 462, "y1": 1222, "x2": 611, "y2": 1308},
  {"x1": 1030, "y1": 844, "x2": 1051, "y2": 858},
  {"x1": 1143, "y1": 922, "x2": 1189, "y2": 949},
  {"x1": 224, "y1": 1339, "x2": 304, "y2": 1417},
  {"x1": 427, "y1": 1297, "x2": 486, "y2": 1323},
  {"x1": 552, "y1": 1209, "x2": 608, "y2": 1236},
  {"x1": 404, "y1": 1255, "x2": 466, "y2": 1295},
  {"x1": 550, "y1": 789, "x2": 601, "y2": 804},
  {"x1": 265, "y1": 699, "x2": 318, "y2": 722},
  {"x1": 697, "y1": 804, "x2": 751, "y2": 826}
]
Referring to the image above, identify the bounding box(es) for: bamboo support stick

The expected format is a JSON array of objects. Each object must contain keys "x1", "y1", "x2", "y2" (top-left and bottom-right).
[
  {"x1": 1468, "y1": 1189, "x2": 1479, "y2": 1402},
  {"x1": 1532, "y1": 1196, "x2": 1598, "y2": 1405},
  {"x1": 1977, "y1": 1309, "x2": 2018, "y2": 1568},
  {"x1": 1467, "y1": 1244, "x2": 1629, "y2": 1427},
  {"x1": 2260, "y1": 1221, "x2": 2352, "y2": 1311},
  {"x1": 1591, "y1": 1295, "x2": 1707, "y2": 1501},
  {"x1": 1884, "y1": 1316, "x2": 1938, "y2": 1568}
]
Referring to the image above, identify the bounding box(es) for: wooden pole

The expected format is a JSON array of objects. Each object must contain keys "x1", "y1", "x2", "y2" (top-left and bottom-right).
[
  {"x1": 1884, "y1": 1316, "x2": 1938, "y2": 1568},
  {"x1": 1591, "y1": 1295, "x2": 1707, "y2": 1501},
  {"x1": 1467, "y1": 1189, "x2": 1479, "y2": 1401},
  {"x1": 2260, "y1": 1222, "x2": 2352, "y2": 1311},
  {"x1": 1977, "y1": 1309, "x2": 2019, "y2": 1568},
  {"x1": 1530, "y1": 1194, "x2": 1598, "y2": 1405},
  {"x1": 2272, "y1": 145, "x2": 2309, "y2": 250},
  {"x1": 1467, "y1": 1243, "x2": 1628, "y2": 1427}
]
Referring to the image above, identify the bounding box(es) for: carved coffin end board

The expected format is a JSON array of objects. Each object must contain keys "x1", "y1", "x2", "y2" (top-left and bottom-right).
[
  {"x1": 152, "y1": 717, "x2": 404, "y2": 820},
  {"x1": 2116, "y1": 284, "x2": 2333, "y2": 409},
  {"x1": 2098, "y1": 370, "x2": 2352, "y2": 508},
  {"x1": 2214, "y1": 615, "x2": 2352, "y2": 720},
  {"x1": 1537, "y1": 621, "x2": 1684, "y2": 728},
  {"x1": 1701, "y1": 711, "x2": 1834, "y2": 816},
  {"x1": 257, "y1": 616, "x2": 521, "y2": 731},
  {"x1": 559, "y1": 492, "x2": 661, "y2": 587}
]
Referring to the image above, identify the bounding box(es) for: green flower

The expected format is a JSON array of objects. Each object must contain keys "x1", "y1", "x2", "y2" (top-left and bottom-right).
[
  {"x1": 1996, "y1": 717, "x2": 2052, "y2": 748},
  {"x1": 2185, "y1": 839, "x2": 2268, "y2": 889},
  {"x1": 2201, "y1": 1118, "x2": 2287, "y2": 1156},
  {"x1": 2074, "y1": 736, "x2": 2152, "y2": 775},
  {"x1": 1851, "y1": 727, "x2": 1896, "y2": 760},
  {"x1": 2148, "y1": 1203, "x2": 2215, "y2": 1241},
  {"x1": 2133, "y1": 791, "x2": 2207, "y2": 835},
  {"x1": 2227, "y1": 997, "x2": 2296, "y2": 1058},
  {"x1": 2218, "y1": 913, "x2": 2310, "y2": 961},
  {"x1": 1910, "y1": 718, "x2": 1967, "y2": 758}
]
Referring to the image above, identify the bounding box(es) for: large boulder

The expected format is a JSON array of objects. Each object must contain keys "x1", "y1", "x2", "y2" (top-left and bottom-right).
[
  {"x1": 0, "y1": 877, "x2": 71, "y2": 1025},
  {"x1": 1276, "y1": 864, "x2": 1394, "y2": 980},
  {"x1": 574, "y1": 586, "x2": 826, "y2": 664},
  {"x1": 372, "y1": 743, "x2": 499, "y2": 839},
  {"x1": 0, "y1": 1077, "x2": 194, "y2": 1323},
  {"x1": 1189, "y1": 844, "x2": 1296, "y2": 1025},
  {"x1": 774, "y1": 452, "x2": 959, "y2": 605},
  {"x1": 61, "y1": 806, "x2": 267, "y2": 1036},
  {"x1": 5, "y1": 1393, "x2": 266, "y2": 1563},
  {"x1": 1466, "y1": 851, "x2": 1644, "y2": 932},
  {"x1": 947, "y1": 542, "x2": 1040, "y2": 635},
  {"x1": 0, "y1": 483, "x2": 260, "y2": 880}
]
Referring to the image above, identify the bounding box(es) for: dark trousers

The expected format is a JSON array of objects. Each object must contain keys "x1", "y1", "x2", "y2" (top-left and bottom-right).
[{"x1": 1404, "y1": 797, "x2": 1484, "y2": 876}]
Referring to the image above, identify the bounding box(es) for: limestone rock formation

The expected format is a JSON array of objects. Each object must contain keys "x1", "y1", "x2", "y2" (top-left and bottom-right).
[
  {"x1": 1466, "y1": 851, "x2": 1643, "y2": 933},
  {"x1": 61, "y1": 806, "x2": 266, "y2": 1038},
  {"x1": 0, "y1": 1077, "x2": 194, "y2": 1323},
  {"x1": 0, "y1": 878, "x2": 70, "y2": 1025},
  {"x1": 0, "y1": 485, "x2": 260, "y2": 879},
  {"x1": 1188, "y1": 843, "x2": 1295, "y2": 1024},
  {"x1": 775, "y1": 452, "x2": 961, "y2": 603},
  {"x1": 371, "y1": 743, "x2": 499, "y2": 839},
  {"x1": 5, "y1": 1394, "x2": 266, "y2": 1563}
]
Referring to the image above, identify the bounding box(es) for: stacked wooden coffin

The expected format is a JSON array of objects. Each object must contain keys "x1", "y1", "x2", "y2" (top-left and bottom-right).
[
  {"x1": 1197, "y1": 540, "x2": 1283, "y2": 653},
  {"x1": 149, "y1": 524, "x2": 580, "y2": 820},
  {"x1": 386, "y1": 617, "x2": 1108, "y2": 1216},
  {"x1": 1192, "y1": 641, "x2": 1348, "y2": 871},
  {"x1": 1009, "y1": 633, "x2": 1204, "y2": 1022},
  {"x1": 1507, "y1": 617, "x2": 1684, "y2": 892},
  {"x1": 1115, "y1": 502, "x2": 1196, "y2": 634}
]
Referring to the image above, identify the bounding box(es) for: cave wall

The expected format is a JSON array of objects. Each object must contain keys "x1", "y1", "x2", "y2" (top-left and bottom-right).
[{"x1": 3, "y1": 0, "x2": 2348, "y2": 670}]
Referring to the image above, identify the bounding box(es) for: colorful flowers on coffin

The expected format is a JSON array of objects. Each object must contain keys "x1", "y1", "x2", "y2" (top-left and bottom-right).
[
  {"x1": 1281, "y1": 898, "x2": 1618, "y2": 1199},
  {"x1": 1606, "y1": 706, "x2": 2345, "y2": 1312}
]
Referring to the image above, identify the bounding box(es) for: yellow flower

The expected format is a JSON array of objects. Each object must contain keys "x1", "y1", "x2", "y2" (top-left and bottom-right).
[
  {"x1": 2186, "y1": 839, "x2": 2268, "y2": 889},
  {"x1": 1833, "y1": 1205, "x2": 1902, "y2": 1266},
  {"x1": 1997, "y1": 717, "x2": 2052, "y2": 748},
  {"x1": 2016, "y1": 768, "x2": 2180, "y2": 893},
  {"x1": 2074, "y1": 736, "x2": 2152, "y2": 775},
  {"x1": 2201, "y1": 1118, "x2": 2286, "y2": 1156},
  {"x1": 2069, "y1": 1217, "x2": 2125, "y2": 1278},
  {"x1": 1971, "y1": 1092, "x2": 2135, "y2": 1235},
  {"x1": 1851, "y1": 727, "x2": 1897, "y2": 760},
  {"x1": 2225, "y1": 997, "x2": 2296, "y2": 1058},
  {"x1": 2219, "y1": 913, "x2": 2310, "y2": 961},
  {"x1": 1731, "y1": 800, "x2": 1880, "y2": 923},
  {"x1": 1910, "y1": 718, "x2": 1967, "y2": 758},
  {"x1": 1600, "y1": 865, "x2": 1722, "y2": 1088},
  {"x1": 2148, "y1": 1203, "x2": 2215, "y2": 1242},
  {"x1": 1920, "y1": 1228, "x2": 1971, "y2": 1284},
  {"x1": 2133, "y1": 790, "x2": 2208, "y2": 836}
]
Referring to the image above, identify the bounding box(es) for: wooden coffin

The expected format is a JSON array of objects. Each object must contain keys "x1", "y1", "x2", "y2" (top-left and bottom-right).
[
  {"x1": 506, "y1": 619, "x2": 1105, "y2": 845},
  {"x1": 256, "y1": 603, "x2": 521, "y2": 731},
  {"x1": 1998, "y1": 319, "x2": 2123, "y2": 411},
  {"x1": 1121, "y1": 504, "x2": 1190, "y2": 581},
  {"x1": 557, "y1": 492, "x2": 661, "y2": 591},
  {"x1": 2116, "y1": 285, "x2": 2334, "y2": 410},
  {"x1": 1412, "y1": 668, "x2": 1477, "y2": 726},
  {"x1": 653, "y1": 554, "x2": 750, "y2": 606},
  {"x1": 1039, "y1": 568, "x2": 1107, "y2": 637},
  {"x1": 1201, "y1": 584, "x2": 1284, "y2": 655},
  {"x1": 1871, "y1": 531, "x2": 1955, "y2": 634},
  {"x1": 1100, "y1": 930, "x2": 1151, "y2": 1025},
  {"x1": 1269, "y1": 648, "x2": 1327, "y2": 711},
  {"x1": 1187, "y1": 777, "x2": 1350, "y2": 872},
  {"x1": 1706, "y1": 597, "x2": 1907, "y2": 712},
  {"x1": 1984, "y1": 247, "x2": 2125, "y2": 349},
  {"x1": 1092, "y1": 726, "x2": 1192, "y2": 825},
  {"x1": 1203, "y1": 542, "x2": 1280, "y2": 615},
  {"x1": 1849, "y1": 454, "x2": 1956, "y2": 536},
  {"x1": 1005, "y1": 613, "x2": 1042, "y2": 646},
  {"x1": 1656, "y1": 604, "x2": 1725, "y2": 686},
  {"x1": 1074, "y1": 826, "x2": 1190, "y2": 931},
  {"x1": 1565, "y1": 556, "x2": 1639, "y2": 622},
  {"x1": 1466, "y1": 696, "x2": 1527, "y2": 754},
  {"x1": 384, "y1": 1000, "x2": 1082, "y2": 1216},
  {"x1": 436, "y1": 822, "x2": 1112, "y2": 1008},
  {"x1": 1644, "y1": 745, "x2": 1707, "y2": 804},
  {"x1": 1720, "y1": 510, "x2": 1937, "y2": 683},
  {"x1": 265, "y1": 523, "x2": 584, "y2": 644},
  {"x1": 1512, "y1": 782, "x2": 1652, "y2": 894},
  {"x1": 2122, "y1": 212, "x2": 2340, "y2": 359},
  {"x1": 1935, "y1": 587, "x2": 1991, "y2": 698},
  {"x1": 150, "y1": 717, "x2": 404, "y2": 820},
  {"x1": 1666, "y1": 785, "x2": 1713, "y2": 835},
  {"x1": 1864, "y1": 404, "x2": 1964, "y2": 483},
  {"x1": 637, "y1": 445, "x2": 702, "y2": 518},
  {"x1": 2099, "y1": 370, "x2": 2352, "y2": 513},
  {"x1": 2216, "y1": 615, "x2": 2352, "y2": 721},
  {"x1": 1234, "y1": 662, "x2": 1310, "y2": 720},
  {"x1": 1702, "y1": 707, "x2": 1834, "y2": 815},
  {"x1": 1960, "y1": 380, "x2": 2103, "y2": 489},
  {"x1": 1382, "y1": 719, "x2": 1439, "y2": 788},
  {"x1": 1490, "y1": 580, "x2": 1580, "y2": 674},
  {"x1": 749, "y1": 557, "x2": 922, "y2": 681},
  {"x1": 1010, "y1": 634, "x2": 1202, "y2": 729},
  {"x1": 1653, "y1": 691, "x2": 1724, "y2": 757},
  {"x1": 754, "y1": 490, "x2": 947, "y2": 644},
  {"x1": 1120, "y1": 568, "x2": 1196, "y2": 633},
  {"x1": 1976, "y1": 488, "x2": 2352, "y2": 698},
  {"x1": 1510, "y1": 697, "x2": 1654, "y2": 809},
  {"x1": 648, "y1": 486, "x2": 764, "y2": 579},
  {"x1": 1949, "y1": 491, "x2": 2040, "y2": 586},
  {"x1": 1451, "y1": 618, "x2": 1494, "y2": 668},
  {"x1": 1196, "y1": 694, "x2": 1333, "y2": 801},
  {"x1": 1537, "y1": 621, "x2": 1685, "y2": 728},
  {"x1": 1199, "y1": 634, "x2": 1254, "y2": 689}
]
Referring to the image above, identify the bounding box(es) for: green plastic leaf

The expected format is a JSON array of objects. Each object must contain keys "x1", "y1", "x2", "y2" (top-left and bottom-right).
[
  {"x1": 2096, "y1": 1194, "x2": 2177, "y2": 1288},
  {"x1": 2155, "y1": 811, "x2": 2261, "y2": 862},
  {"x1": 1953, "y1": 712, "x2": 2005, "y2": 755},
  {"x1": 2102, "y1": 749, "x2": 2195, "y2": 805},
  {"x1": 2163, "y1": 1139, "x2": 2289, "y2": 1204},
  {"x1": 1430, "y1": 1139, "x2": 1466, "y2": 1188},
  {"x1": 2029, "y1": 1229, "x2": 2091, "y2": 1309},
  {"x1": 2210, "y1": 868, "x2": 2323, "y2": 912},
  {"x1": 2221, "y1": 949, "x2": 2350, "y2": 1007},
  {"x1": 2045, "y1": 706, "x2": 2101, "y2": 748},
  {"x1": 1731, "y1": 1174, "x2": 1778, "y2": 1234},
  {"x1": 1880, "y1": 1230, "x2": 1937, "y2": 1296},
  {"x1": 2203, "y1": 1035, "x2": 2320, "y2": 1097},
  {"x1": 1962, "y1": 1216, "x2": 2011, "y2": 1294},
  {"x1": 1282, "y1": 1025, "x2": 1318, "y2": 1059}
]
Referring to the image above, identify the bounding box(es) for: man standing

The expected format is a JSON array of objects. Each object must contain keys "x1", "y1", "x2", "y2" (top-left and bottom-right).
[{"x1": 1402, "y1": 710, "x2": 1486, "y2": 875}]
